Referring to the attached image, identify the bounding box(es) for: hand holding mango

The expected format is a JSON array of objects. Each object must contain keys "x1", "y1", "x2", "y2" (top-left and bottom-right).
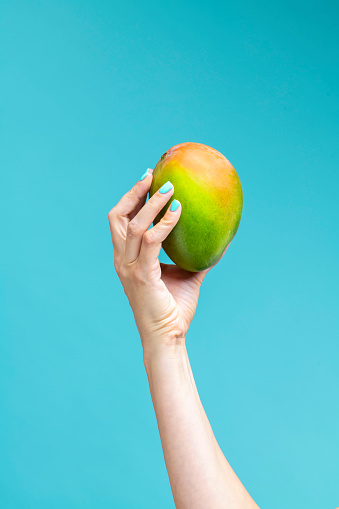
[
  {"x1": 108, "y1": 142, "x2": 242, "y2": 357},
  {"x1": 150, "y1": 142, "x2": 243, "y2": 271}
]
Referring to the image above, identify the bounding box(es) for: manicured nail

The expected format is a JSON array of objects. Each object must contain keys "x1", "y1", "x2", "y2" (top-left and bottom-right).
[
  {"x1": 170, "y1": 199, "x2": 180, "y2": 212},
  {"x1": 139, "y1": 168, "x2": 151, "y2": 181},
  {"x1": 159, "y1": 181, "x2": 173, "y2": 194}
]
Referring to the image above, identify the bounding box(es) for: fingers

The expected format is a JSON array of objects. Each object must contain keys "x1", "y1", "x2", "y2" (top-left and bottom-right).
[
  {"x1": 138, "y1": 198, "x2": 181, "y2": 269},
  {"x1": 113, "y1": 168, "x2": 153, "y2": 218},
  {"x1": 108, "y1": 169, "x2": 153, "y2": 262},
  {"x1": 124, "y1": 181, "x2": 175, "y2": 263}
]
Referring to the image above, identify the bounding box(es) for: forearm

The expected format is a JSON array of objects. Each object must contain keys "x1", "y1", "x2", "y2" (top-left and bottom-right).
[{"x1": 144, "y1": 341, "x2": 258, "y2": 509}]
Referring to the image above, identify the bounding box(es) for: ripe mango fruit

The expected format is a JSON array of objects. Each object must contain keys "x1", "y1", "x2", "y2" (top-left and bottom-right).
[{"x1": 149, "y1": 142, "x2": 243, "y2": 272}]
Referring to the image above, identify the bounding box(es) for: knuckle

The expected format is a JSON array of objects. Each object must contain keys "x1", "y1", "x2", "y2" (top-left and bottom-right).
[
  {"x1": 114, "y1": 258, "x2": 121, "y2": 274},
  {"x1": 128, "y1": 185, "x2": 140, "y2": 200},
  {"x1": 160, "y1": 216, "x2": 173, "y2": 228},
  {"x1": 120, "y1": 262, "x2": 146, "y2": 285},
  {"x1": 143, "y1": 230, "x2": 157, "y2": 245},
  {"x1": 118, "y1": 263, "x2": 129, "y2": 280},
  {"x1": 108, "y1": 207, "x2": 117, "y2": 222},
  {"x1": 131, "y1": 266, "x2": 145, "y2": 284},
  {"x1": 127, "y1": 220, "x2": 141, "y2": 237}
]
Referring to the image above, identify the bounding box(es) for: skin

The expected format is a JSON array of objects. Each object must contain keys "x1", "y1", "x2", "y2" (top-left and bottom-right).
[
  {"x1": 108, "y1": 168, "x2": 259, "y2": 509},
  {"x1": 149, "y1": 143, "x2": 243, "y2": 271}
]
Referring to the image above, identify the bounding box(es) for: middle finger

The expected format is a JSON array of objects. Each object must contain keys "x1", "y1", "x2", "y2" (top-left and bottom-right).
[{"x1": 124, "y1": 181, "x2": 174, "y2": 264}]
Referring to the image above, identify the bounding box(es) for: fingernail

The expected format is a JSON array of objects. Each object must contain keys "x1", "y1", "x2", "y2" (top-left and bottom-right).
[
  {"x1": 159, "y1": 181, "x2": 173, "y2": 194},
  {"x1": 139, "y1": 168, "x2": 151, "y2": 181},
  {"x1": 170, "y1": 199, "x2": 180, "y2": 212}
]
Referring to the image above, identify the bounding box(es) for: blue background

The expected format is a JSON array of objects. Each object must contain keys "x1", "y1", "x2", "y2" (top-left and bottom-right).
[{"x1": 1, "y1": 0, "x2": 338, "y2": 507}]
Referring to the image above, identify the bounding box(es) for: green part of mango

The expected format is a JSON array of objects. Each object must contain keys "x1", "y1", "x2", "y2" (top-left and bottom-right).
[{"x1": 149, "y1": 152, "x2": 243, "y2": 272}]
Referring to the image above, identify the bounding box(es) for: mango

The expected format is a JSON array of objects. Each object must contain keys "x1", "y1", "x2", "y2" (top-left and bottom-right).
[{"x1": 149, "y1": 142, "x2": 243, "y2": 272}]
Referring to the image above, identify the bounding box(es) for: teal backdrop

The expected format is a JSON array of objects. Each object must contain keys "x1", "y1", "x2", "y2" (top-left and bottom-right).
[{"x1": 1, "y1": 1, "x2": 338, "y2": 507}]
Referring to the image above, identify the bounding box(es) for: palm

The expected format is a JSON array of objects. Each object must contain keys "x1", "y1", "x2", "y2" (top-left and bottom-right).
[
  {"x1": 158, "y1": 242, "x2": 230, "y2": 331},
  {"x1": 160, "y1": 263, "x2": 208, "y2": 331}
]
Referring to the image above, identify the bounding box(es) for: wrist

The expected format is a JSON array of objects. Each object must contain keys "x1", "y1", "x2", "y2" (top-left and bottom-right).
[{"x1": 142, "y1": 333, "x2": 187, "y2": 375}]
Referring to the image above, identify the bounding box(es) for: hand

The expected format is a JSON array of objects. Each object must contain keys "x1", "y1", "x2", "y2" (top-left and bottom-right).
[{"x1": 108, "y1": 168, "x2": 212, "y2": 360}]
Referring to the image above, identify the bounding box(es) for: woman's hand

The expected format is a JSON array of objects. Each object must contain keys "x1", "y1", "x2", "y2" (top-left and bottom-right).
[{"x1": 108, "y1": 168, "x2": 209, "y2": 361}]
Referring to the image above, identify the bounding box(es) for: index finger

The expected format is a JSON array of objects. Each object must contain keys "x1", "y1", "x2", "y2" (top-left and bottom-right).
[
  {"x1": 113, "y1": 168, "x2": 153, "y2": 218},
  {"x1": 108, "y1": 168, "x2": 153, "y2": 261}
]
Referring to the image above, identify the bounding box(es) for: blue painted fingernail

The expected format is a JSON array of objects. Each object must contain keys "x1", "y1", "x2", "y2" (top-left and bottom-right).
[
  {"x1": 159, "y1": 181, "x2": 173, "y2": 194},
  {"x1": 170, "y1": 199, "x2": 180, "y2": 212},
  {"x1": 139, "y1": 168, "x2": 151, "y2": 181}
]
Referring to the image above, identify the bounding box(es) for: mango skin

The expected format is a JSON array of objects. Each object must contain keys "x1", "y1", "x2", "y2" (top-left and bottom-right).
[{"x1": 149, "y1": 142, "x2": 243, "y2": 272}]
